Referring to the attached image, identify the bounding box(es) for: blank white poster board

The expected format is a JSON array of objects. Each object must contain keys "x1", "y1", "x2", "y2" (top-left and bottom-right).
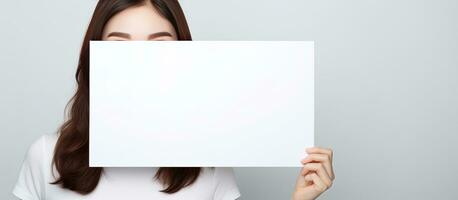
[{"x1": 89, "y1": 41, "x2": 314, "y2": 167}]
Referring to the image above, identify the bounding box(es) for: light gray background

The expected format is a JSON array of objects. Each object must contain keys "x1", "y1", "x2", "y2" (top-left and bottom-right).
[{"x1": 1, "y1": 0, "x2": 457, "y2": 199}]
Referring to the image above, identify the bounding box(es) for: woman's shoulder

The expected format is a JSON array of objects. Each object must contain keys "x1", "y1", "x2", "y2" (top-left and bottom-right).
[
  {"x1": 211, "y1": 167, "x2": 236, "y2": 179},
  {"x1": 207, "y1": 167, "x2": 240, "y2": 199},
  {"x1": 13, "y1": 133, "x2": 59, "y2": 200},
  {"x1": 24, "y1": 133, "x2": 58, "y2": 164},
  {"x1": 200, "y1": 167, "x2": 236, "y2": 181}
]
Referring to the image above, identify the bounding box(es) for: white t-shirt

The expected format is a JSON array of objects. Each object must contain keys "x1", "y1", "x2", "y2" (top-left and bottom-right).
[{"x1": 13, "y1": 134, "x2": 241, "y2": 200}]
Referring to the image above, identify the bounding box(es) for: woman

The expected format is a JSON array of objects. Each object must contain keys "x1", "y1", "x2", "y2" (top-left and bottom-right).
[{"x1": 13, "y1": 0, "x2": 335, "y2": 199}]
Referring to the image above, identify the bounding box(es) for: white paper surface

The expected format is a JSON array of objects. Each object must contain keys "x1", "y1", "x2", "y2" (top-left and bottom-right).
[{"x1": 89, "y1": 41, "x2": 314, "y2": 167}]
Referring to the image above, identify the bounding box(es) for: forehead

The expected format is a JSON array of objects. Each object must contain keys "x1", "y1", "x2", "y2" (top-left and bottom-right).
[{"x1": 102, "y1": 2, "x2": 176, "y2": 37}]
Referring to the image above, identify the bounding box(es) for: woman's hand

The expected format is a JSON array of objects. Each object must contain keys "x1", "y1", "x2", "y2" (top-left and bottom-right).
[{"x1": 292, "y1": 147, "x2": 335, "y2": 200}]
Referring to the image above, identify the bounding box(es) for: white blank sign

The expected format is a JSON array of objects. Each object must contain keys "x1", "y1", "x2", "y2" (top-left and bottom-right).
[{"x1": 89, "y1": 41, "x2": 314, "y2": 167}]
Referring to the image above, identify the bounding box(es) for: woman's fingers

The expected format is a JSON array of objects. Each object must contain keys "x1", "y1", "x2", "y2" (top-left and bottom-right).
[
  {"x1": 301, "y1": 153, "x2": 334, "y2": 180},
  {"x1": 304, "y1": 172, "x2": 328, "y2": 192},
  {"x1": 294, "y1": 148, "x2": 334, "y2": 200},
  {"x1": 306, "y1": 147, "x2": 333, "y2": 159},
  {"x1": 300, "y1": 163, "x2": 333, "y2": 188}
]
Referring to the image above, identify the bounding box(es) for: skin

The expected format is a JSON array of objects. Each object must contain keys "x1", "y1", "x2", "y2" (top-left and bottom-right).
[
  {"x1": 102, "y1": 1, "x2": 177, "y2": 41},
  {"x1": 294, "y1": 147, "x2": 335, "y2": 200},
  {"x1": 102, "y1": 1, "x2": 334, "y2": 200}
]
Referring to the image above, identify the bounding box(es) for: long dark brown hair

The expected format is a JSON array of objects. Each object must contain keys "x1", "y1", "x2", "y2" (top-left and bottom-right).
[{"x1": 52, "y1": 0, "x2": 200, "y2": 194}]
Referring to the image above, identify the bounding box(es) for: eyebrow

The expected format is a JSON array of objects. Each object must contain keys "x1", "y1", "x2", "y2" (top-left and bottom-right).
[
  {"x1": 147, "y1": 31, "x2": 173, "y2": 40},
  {"x1": 106, "y1": 31, "x2": 173, "y2": 40},
  {"x1": 106, "y1": 32, "x2": 131, "y2": 39}
]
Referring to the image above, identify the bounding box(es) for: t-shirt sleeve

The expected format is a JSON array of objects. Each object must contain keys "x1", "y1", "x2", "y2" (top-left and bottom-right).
[
  {"x1": 213, "y1": 167, "x2": 241, "y2": 200},
  {"x1": 12, "y1": 135, "x2": 47, "y2": 200}
]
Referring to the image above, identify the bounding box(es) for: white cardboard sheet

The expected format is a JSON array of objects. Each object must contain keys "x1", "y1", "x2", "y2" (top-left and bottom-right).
[{"x1": 89, "y1": 41, "x2": 314, "y2": 167}]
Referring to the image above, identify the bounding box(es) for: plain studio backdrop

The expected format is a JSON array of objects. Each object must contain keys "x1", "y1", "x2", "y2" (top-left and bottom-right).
[{"x1": 1, "y1": 0, "x2": 457, "y2": 199}]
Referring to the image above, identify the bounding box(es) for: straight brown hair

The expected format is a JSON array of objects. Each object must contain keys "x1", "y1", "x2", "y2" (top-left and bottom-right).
[{"x1": 52, "y1": 0, "x2": 200, "y2": 194}]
